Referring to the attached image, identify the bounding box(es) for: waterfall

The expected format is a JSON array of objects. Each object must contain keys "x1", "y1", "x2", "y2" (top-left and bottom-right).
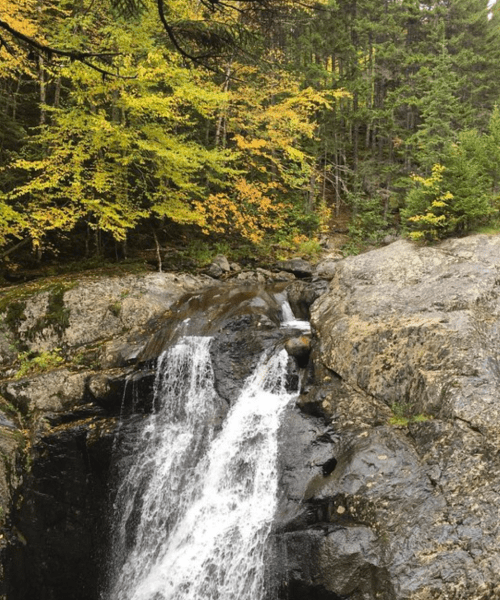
[
  {"x1": 280, "y1": 301, "x2": 311, "y2": 332},
  {"x1": 107, "y1": 336, "x2": 295, "y2": 600}
]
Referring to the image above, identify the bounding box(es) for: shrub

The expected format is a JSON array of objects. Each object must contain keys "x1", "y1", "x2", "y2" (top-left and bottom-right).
[
  {"x1": 15, "y1": 349, "x2": 64, "y2": 379},
  {"x1": 403, "y1": 143, "x2": 495, "y2": 241}
]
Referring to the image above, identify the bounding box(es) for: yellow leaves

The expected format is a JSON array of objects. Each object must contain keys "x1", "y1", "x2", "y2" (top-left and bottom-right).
[
  {"x1": 0, "y1": 0, "x2": 40, "y2": 77},
  {"x1": 0, "y1": 198, "x2": 26, "y2": 245},
  {"x1": 194, "y1": 178, "x2": 286, "y2": 243},
  {"x1": 151, "y1": 194, "x2": 205, "y2": 227},
  {"x1": 439, "y1": 191, "x2": 454, "y2": 201},
  {"x1": 404, "y1": 163, "x2": 457, "y2": 241},
  {"x1": 411, "y1": 163, "x2": 446, "y2": 187},
  {"x1": 408, "y1": 213, "x2": 446, "y2": 224},
  {"x1": 0, "y1": 0, "x2": 38, "y2": 37},
  {"x1": 0, "y1": 0, "x2": 347, "y2": 251},
  {"x1": 234, "y1": 135, "x2": 268, "y2": 151}
]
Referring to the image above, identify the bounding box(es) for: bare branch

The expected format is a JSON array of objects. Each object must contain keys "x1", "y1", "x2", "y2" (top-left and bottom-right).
[
  {"x1": 0, "y1": 18, "x2": 135, "y2": 79},
  {"x1": 156, "y1": 0, "x2": 212, "y2": 63}
]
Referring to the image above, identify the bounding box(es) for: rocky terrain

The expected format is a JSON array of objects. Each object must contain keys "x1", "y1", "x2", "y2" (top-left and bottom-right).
[
  {"x1": 1, "y1": 235, "x2": 500, "y2": 599},
  {"x1": 277, "y1": 235, "x2": 500, "y2": 600}
]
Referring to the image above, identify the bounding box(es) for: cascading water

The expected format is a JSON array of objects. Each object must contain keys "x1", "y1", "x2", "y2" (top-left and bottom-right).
[
  {"x1": 280, "y1": 301, "x2": 311, "y2": 332},
  {"x1": 107, "y1": 335, "x2": 296, "y2": 600}
]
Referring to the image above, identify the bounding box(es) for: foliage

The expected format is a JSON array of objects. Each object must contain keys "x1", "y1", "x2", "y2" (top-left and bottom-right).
[
  {"x1": 403, "y1": 135, "x2": 495, "y2": 241},
  {"x1": 14, "y1": 348, "x2": 64, "y2": 379},
  {"x1": 388, "y1": 402, "x2": 432, "y2": 427},
  {"x1": 342, "y1": 194, "x2": 389, "y2": 254},
  {"x1": 0, "y1": 1, "x2": 339, "y2": 255},
  {"x1": 2, "y1": 0, "x2": 500, "y2": 265}
]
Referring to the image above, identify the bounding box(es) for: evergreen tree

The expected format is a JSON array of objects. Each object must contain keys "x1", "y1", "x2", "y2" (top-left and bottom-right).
[{"x1": 411, "y1": 43, "x2": 462, "y2": 170}]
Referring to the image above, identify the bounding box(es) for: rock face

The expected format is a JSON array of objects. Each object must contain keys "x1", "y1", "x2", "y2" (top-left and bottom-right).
[
  {"x1": 279, "y1": 235, "x2": 500, "y2": 600},
  {"x1": 0, "y1": 272, "x2": 308, "y2": 600},
  {"x1": 0, "y1": 271, "x2": 214, "y2": 600}
]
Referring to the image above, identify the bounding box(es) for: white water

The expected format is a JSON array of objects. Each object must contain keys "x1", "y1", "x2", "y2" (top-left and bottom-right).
[
  {"x1": 280, "y1": 301, "x2": 311, "y2": 332},
  {"x1": 108, "y1": 336, "x2": 295, "y2": 600}
]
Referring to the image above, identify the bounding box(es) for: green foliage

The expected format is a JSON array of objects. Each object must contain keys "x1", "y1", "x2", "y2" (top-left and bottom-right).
[
  {"x1": 343, "y1": 194, "x2": 389, "y2": 255},
  {"x1": 14, "y1": 348, "x2": 64, "y2": 380},
  {"x1": 273, "y1": 234, "x2": 322, "y2": 261},
  {"x1": 403, "y1": 134, "x2": 495, "y2": 241},
  {"x1": 411, "y1": 44, "x2": 462, "y2": 169},
  {"x1": 297, "y1": 238, "x2": 323, "y2": 259},
  {"x1": 388, "y1": 402, "x2": 432, "y2": 426},
  {"x1": 472, "y1": 221, "x2": 500, "y2": 235},
  {"x1": 180, "y1": 240, "x2": 218, "y2": 267},
  {"x1": 3, "y1": 0, "x2": 500, "y2": 263}
]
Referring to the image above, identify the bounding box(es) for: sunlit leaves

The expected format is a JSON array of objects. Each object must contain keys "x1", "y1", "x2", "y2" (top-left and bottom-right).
[{"x1": 0, "y1": 0, "x2": 346, "y2": 250}]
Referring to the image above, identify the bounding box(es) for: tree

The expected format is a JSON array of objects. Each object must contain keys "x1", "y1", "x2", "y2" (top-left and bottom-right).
[
  {"x1": 410, "y1": 43, "x2": 462, "y2": 170},
  {"x1": 0, "y1": 1, "x2": 335, "y2": 252},
  {"x1": 402, "y1": 136, "x2": 494, "y2": 240}
]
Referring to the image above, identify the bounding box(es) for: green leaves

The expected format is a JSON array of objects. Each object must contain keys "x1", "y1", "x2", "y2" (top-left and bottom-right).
[
  {"x1": 110, "y1": 0, "x2": 146, "y2": 18},
  {"x1": 403, "y1": 130, "x2": 496, "y2": 241}
]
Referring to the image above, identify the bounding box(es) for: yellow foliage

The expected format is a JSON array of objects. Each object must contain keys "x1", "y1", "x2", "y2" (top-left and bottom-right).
[
  {"x1": 0, "y1": 0, "x2": 347, "y2": 248},
  {"x1": 194, "y1": 179, "x2": 286, "y2": 243},
  {"x1": 0, "y1": 0, "x2": 40, "y2": 77}
]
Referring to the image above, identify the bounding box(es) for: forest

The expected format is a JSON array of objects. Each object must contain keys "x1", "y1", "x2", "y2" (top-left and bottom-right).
[{"x1": 1, "y1": 0, "x2": 500, "y2": 276}]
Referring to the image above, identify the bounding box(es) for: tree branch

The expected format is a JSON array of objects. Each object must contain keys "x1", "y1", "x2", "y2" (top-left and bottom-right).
[
  {"x1": 0, "y1": 18, "x2": 135, "y2": 78},
  {"x1": 156, "y1": 0, "x2": 216, "y2": 64}
]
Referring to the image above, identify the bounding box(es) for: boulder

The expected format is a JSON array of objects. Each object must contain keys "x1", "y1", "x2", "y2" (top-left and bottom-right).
[
  {"x1": 314, "y1": 256, "x2": 340, "y2": 280},
  {"x1": 206, "y1": 255, "x2": 231, "y2": 278},
  {"x1": 287, "y1": 279, "x2": 329, "y2": 320},
  {"x1": 277, "y1": 258, "x2": 314, "y2": 278},
  {"x1": 301, "y1": 235, "x2": 500, "y2": 599},
  {"x1": 284, "y1": 335, "x2": 311, "y2": 367}
]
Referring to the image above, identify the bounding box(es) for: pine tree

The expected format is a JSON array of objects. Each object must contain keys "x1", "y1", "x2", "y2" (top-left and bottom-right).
[{"x1": 411, "y1": 42, "x2": 462, "y2": 170}]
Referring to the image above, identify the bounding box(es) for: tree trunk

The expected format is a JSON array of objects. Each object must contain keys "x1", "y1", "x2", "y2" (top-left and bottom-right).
[{"x1": 39, "y1": 56, "x2": 46, "y2": 126}]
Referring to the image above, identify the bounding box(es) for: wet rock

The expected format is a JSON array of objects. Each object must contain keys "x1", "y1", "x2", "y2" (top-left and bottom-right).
[
  {"x1": 277, "y1": 258, "x2": 314, "y2": 278},
  {"x1": 306, "y1": 234, "x2": 500, "y2": 598},
  {"x1": 5, "y1": 418, "x2": 115, "y2": 600},
  {"x1": 140, "y1": 283, "x2": 285, "y2": 360},
  {"x1": 210, "y1": 315, "x2": 285, "y2": 403},
  {"x1": 275, "y1": 407, "x2": 396, "y2": 600},
  {"x1": 284, "y1": 335, "x2": 311, "y2": 367},
  {"x1": 287, "y1": 279, "x2": 328, "y2": 320},
  {"x1": 276, "y1": 527, "x2": 394, "y2": 600}
]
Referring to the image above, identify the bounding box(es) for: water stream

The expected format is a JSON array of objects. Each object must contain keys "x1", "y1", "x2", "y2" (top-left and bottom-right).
[
  {"x1": 280, "y1": 301, "x2": 311, "y2": 332},
  {"x1": 107, "y1": 335, "x2": 296, "y2": 600}
]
